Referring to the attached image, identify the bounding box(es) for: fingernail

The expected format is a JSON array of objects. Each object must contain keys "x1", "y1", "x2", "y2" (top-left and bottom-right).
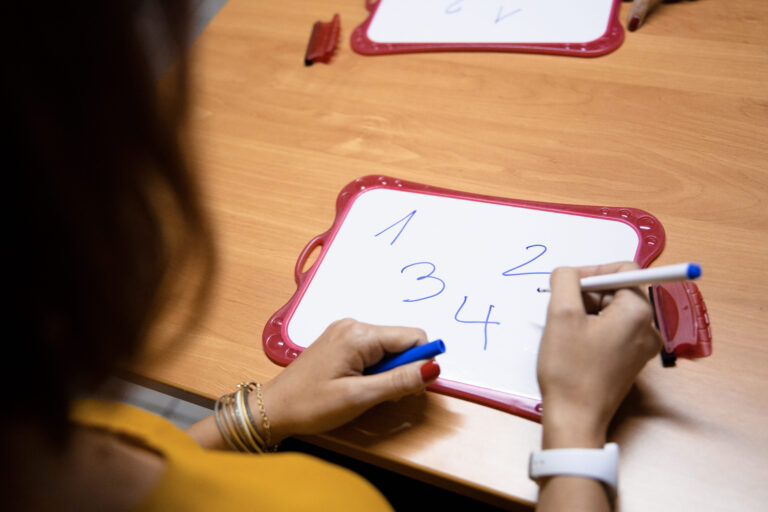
[
  {"x1": 420, "y1": 360, "x2": 441, "y2": 382},
  {"x1": 628, "y1": 16, "x2": 640, "y2": 31}
]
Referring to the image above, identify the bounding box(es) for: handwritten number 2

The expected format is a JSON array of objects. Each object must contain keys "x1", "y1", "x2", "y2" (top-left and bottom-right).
[
  {"x1": 400, "y1": 262, "x2": 446, "y2": 302},
  {"x1": 502, "y1": 244, "x2": 551, "y2": 277}
]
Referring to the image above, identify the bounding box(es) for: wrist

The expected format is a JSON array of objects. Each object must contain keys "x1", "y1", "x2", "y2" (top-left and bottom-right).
[
  {"x1": 246, "y1": 382, "x2": 285, "y2": 448},
  {"x1": 541, "y1": 404, "x2": 607, "y2": 449}
]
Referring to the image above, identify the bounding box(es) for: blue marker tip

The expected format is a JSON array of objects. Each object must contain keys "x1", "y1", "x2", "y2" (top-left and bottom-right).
[
  {"x1": 364, "y1": 339, "x2": 446, "y2": 375},
  {"x1": 687, "y1": 263, "x2": 702, "y2": 280}
]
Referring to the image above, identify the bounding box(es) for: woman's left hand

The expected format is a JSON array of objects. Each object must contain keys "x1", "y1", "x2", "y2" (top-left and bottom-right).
[{"x1": 260, "y1": 319, "x2": 440, "y2": 443}]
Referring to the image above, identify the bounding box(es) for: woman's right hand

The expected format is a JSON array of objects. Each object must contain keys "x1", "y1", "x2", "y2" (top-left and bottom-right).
[{"x1": 536, "y1": 262, "x2": 663, "y2": 449}]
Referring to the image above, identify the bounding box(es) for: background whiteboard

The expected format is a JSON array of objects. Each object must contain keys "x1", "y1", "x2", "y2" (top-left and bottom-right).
[
  {"x1": 366, "y1": 0, "x2": 616, "y2": 44},
  {"x1": 285, "y1": 186, "x2": 640, "y2": 402}
]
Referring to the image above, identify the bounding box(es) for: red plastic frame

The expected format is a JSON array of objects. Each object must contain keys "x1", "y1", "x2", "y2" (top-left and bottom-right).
[
  {"x1": 262, "y1": 175, "x2": 674, "y2": 421},
  {"x1": 351, "y1": 0, "x2": 625, "y2": 58}
]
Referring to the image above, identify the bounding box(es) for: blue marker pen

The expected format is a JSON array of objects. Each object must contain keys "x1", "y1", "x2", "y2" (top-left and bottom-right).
[
  {"x1": 365, "y1": 339, "x2": 446, "y2": 375},
  {"x1": 537, "y1": 262, "x2": 702, "y2": 293}
]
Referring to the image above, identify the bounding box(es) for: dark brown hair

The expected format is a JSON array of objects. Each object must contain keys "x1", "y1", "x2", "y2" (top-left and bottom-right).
[{"x1": 2, "y1": 1, "x2": 213, "y2": 443}]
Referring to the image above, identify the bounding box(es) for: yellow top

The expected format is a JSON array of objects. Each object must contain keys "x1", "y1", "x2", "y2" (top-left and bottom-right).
[{"x1": 70, "y1": 399, "x2": 393, "y2": 511}]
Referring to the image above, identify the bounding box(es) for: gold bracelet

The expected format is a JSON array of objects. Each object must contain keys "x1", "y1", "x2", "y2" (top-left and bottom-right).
[
  {"x1": 238, "y1": 383, "x2": 268, "y2": 452},
  {"x1": 213, "y1": 395, "x2": 239, "y2": 451},
  {"x1": 220, "y1": 393, "x2": 250, "y2": 453},
  {"x1": 234, "y1": 387, "x2": 264, "y2": 453},
  {"x1": 255, "y1": 382, "x2": 278, "y2": 451},
  {"x1": 215, "y1": 382, "x2": 279, "y2": 453}
]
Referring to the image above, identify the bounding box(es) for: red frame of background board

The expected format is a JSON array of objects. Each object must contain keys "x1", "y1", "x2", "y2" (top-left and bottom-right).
[
  {"x1": 350, "y1": 0, "x2": 625, "y2": 58},
  {"x1": 262, "y1": 175, "x2": 666, "y2": 421}
]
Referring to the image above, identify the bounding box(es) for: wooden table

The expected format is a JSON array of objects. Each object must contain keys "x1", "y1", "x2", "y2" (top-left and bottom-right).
[{"x1": 136, "y1": 1, "x2": 768, "y2": 509}]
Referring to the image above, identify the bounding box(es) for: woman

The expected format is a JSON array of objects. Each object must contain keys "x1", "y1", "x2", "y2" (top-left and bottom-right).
[{"x1": 2, "y1": 2, "x2": 661, "y2": 510}]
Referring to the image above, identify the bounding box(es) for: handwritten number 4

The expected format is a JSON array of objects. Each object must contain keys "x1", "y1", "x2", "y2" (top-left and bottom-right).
[{"x1": 455, "y1": 296, "x2": 500, "y2": 351}]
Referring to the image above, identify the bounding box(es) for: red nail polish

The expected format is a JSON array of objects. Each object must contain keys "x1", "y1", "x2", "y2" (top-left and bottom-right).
[
  {"x1": 420, "y1": 361, "x2": 440, "y2": 382},
  {"x1": 628, "y1": 16, "x2": 640, "y2": 31}
]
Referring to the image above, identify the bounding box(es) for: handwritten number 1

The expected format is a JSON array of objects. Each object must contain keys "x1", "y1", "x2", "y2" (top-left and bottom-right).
[
  {"x1": 400, "y1": 262, "x2": 446, "y2": 302},
  {"x1": 502, "y1": 244, "x2": 551, "y2": 277},
  {"x1": 454, "y1": 296, "x2": 500, "y2": 351},
  {"x1": 375, "y1": 210, "x2": 416, "y2": 246}
]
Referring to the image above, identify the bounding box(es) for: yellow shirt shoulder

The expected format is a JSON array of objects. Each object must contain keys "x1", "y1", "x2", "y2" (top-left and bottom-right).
[{"x1": 71, "y1": 399, "x2": 393, "y2": 512}]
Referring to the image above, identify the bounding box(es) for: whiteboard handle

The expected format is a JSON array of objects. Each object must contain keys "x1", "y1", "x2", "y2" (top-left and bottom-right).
[{"x1": 294, "y1": 233, "x2": 326, "y2": 284}]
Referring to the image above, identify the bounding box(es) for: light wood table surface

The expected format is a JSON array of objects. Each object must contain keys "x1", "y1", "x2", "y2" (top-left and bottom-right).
[{"x1": 136, "y1": 1, "x2": 768, "y2": 509}]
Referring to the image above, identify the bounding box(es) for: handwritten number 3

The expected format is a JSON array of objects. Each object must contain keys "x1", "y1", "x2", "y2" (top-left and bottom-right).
[
  {"x1": 400, "y1": 262, "x2": 446, "y2": 302},
  {"x1": 502, "y1": 244, "x2": 551, "y2": 277}
]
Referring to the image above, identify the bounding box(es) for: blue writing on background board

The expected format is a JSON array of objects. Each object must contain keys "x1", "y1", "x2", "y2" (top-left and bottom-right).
[{"x1": 366, "y1": 0, "x2": 617, "y2": 46}]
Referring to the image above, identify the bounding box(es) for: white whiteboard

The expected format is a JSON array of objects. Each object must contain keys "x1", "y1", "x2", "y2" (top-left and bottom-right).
[
  {"x1": 286, "y1": 188, "x2": 639, "y2": 401},
  {"x1": 366, "y1": 0, "x2": 616, "y2": 44}
]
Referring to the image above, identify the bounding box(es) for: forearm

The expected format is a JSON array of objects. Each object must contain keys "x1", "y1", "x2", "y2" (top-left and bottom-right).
[
  {"x1": 533, "y1": 264, "x2": 662, "y2": 511},
  {"x1": 186, "y1": 414, "x2": 232, "y2": 450}
]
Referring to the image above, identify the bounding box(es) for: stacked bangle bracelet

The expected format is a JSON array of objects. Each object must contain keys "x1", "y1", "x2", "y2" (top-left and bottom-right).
[{"x1": 214, "y1": 382, "x2": 278, "y2": 453}]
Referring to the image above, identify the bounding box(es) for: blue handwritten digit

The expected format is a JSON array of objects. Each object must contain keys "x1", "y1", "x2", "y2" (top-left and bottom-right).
[
  {"x1": 400, "y1": 262, "x2": 446, "y2": 302},
  {"x1": 502, "y1": 244, "x2": 551, "y2": 277},
  {"x1": 454, "y1": 296, "x2": 500, "y2": 351},
  {"x1": 374, "y1": 210, "x2": 416, "y2": 246},
  {"x1": 495, "y1": 6, "x2": 522, "y2": 24},
  {"x1": 445, "y1": 0, "x2": 463, "y2": 14}
]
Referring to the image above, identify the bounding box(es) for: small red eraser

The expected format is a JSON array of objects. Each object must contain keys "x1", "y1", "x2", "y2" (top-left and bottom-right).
[
  {"x1": 652, "y1": 281, "x2": 712, "y2": 362},
  {"x1": 304, "y1": 14, "x2": 340, "y2": 66}
]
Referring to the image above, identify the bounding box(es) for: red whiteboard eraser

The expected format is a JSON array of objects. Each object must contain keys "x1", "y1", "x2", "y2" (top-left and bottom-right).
[
  {"x1": 651, "y1": 281, "x2": 713, "y2": 367},
  {"x1": 304, "y1": 13, "x2": 340, "y2": 66}
]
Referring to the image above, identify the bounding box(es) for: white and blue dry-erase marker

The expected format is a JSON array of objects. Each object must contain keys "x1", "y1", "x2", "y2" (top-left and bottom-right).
[
  {"x1": 364, "y1": 339, "x2": 446, "y2": 375},
  {"x1": 537, "y1": 262, "x2": 702, "y2": 293}
]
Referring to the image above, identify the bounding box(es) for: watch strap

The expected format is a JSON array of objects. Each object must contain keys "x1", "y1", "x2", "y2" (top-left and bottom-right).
[{"x1": 529, "y1": 442, "x2": 619, "y2": 496}]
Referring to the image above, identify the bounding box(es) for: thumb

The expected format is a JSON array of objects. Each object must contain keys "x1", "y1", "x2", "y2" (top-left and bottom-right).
[{"x1": 355, "y1": 360, "x2": 441, "y2": 405}]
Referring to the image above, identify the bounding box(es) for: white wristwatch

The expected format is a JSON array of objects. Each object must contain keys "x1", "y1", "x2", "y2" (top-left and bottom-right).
[{"x1": 529, "y1": 442, "x2": 619, "y2": 497}]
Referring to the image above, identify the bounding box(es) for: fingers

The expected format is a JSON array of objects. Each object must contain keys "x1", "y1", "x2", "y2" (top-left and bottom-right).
[
  {"x1": 563, "y1": 262, "x2": 639, "y2": 313},
  {"x1": 352, "y1": 359, "x2": 440, "y2": 406},
  {"x1": 548, "y1": 267, "x2": 587, "y2": 317},
  {"x1": 602, "y1": 287, "x2": 660, "y2": 341},
  {"x1": 597, "y1": 261, "x2": 651, "y2": 322},
  {"x1": 367, "y1": 324, "x2": 429, "y2": 354},
  {"x1": 320, "y1": 319, "x2": 428, "y2": 368},
  {"x1": 575, "y1": 260, "x2": 639, "y2": 279},
  {"x1": 628, "y1": 0, "x2": 664, "y2": 31}
]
